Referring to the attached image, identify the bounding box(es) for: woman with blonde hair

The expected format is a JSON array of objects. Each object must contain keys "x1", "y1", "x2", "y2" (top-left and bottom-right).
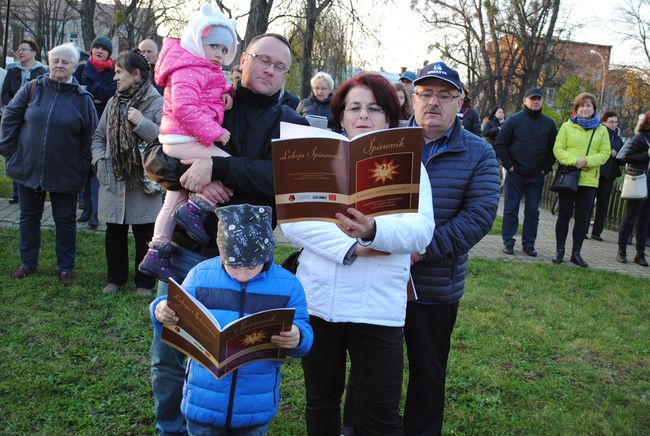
[{"x1": 297, "y1": 71, "x2": 335, "y2": 128}]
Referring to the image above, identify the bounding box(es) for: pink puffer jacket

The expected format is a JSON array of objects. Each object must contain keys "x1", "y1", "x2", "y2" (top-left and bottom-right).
[{"x1": 155, "y1": 38, "x2": 230, "y2": 146}]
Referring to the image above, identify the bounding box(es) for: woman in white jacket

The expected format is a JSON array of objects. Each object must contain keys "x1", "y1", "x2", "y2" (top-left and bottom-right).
[{"x1": 281, "y1": 73, "x2": 435, "y2": 435}]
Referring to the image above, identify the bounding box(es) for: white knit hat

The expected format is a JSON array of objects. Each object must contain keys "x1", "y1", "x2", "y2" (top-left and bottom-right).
[{"x1": 180, "y1": 3, "x2": 237, "y2": 65}]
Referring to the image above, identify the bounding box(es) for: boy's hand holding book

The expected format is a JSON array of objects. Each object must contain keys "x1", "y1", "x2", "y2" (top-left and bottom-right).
[
  {"x1": 155, "y1": 300, "x2": 179, "y2": 324},
  {"x1": 271, "y1": 324, "x2": 301, "y2": 349}
]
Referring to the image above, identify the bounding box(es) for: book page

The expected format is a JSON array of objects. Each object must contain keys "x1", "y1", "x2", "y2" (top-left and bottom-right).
[{"x1": 280, "y1": 122, "x2": 346, "y2": 141}]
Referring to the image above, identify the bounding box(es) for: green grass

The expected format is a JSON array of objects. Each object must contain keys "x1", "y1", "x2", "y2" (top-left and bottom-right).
[
  {"x1": 0, "y1": 228, "x2": 647, "y2": 434},
  {"x1": 1, "y1": 157, "x2": 13, "y2": 198},
  {"x1": 489, "y1": 215, "x2": 522, "y2": 235}
]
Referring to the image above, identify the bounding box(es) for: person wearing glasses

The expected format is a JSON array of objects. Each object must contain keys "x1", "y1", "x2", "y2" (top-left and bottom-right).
[
  {"x1": 281, "y1": 73, "x2": 434, "y2": 435},
  {"x1": 405, "y1": 62, "x2": 500, "y2": 435},
  {"x1": 494, "y1": 88, "x2": 558, "y2": 257},
  {"x1": 1, "y1": 39, "x2": 47, "y2": 205},
  {"x1": 144, "y1": 32, "x2": 308, "y2": 435},
  {"x1": 296, "y1": 71, "x2": 335, "y2": 128},
  {"x1": 139, "y1": 4, "x2": 238, "y2": 280}
]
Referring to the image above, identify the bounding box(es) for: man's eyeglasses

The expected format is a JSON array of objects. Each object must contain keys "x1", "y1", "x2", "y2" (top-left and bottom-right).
[
  {"x1": 344, "y1": 104, "x2": 384, "y2": 115},
  {"x1": 413, "y1": 91, "x2": 461, "y2": 104},
  {"x1": 245, "y1": 52, "x2": 289, "y2": 75},
  {"x1": 15, "y1": 48, "x2": 34, "y2": 53}
]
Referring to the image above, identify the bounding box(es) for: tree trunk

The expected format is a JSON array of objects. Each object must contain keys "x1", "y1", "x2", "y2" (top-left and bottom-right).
[
  {"x1": 241, "y1": 0, "x2": 274, "y2": 58},
  {"x1": 80, "y1": 0, "x2": 97, "y2": 50},
  {"x1": 300, "y1": 12, "x2": 316, "y2": 97}
]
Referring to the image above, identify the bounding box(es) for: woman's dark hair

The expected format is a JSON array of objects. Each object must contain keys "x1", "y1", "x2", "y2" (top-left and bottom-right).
[
  {"x1": 637, "y1": 110, "x2": 650, "y2": 133},
  {"x1": 330, "y1": 73, "x2": 400, "y2": 133},
  {"x1": 115, "y1": 49, "x2": 151, "y2": 82},
  {"x1": 490, "y1": 106, "x2": 505, "y2": 120},
  {"x1": 601, "y1": 111, "x2": 618, "y2": 122},
  {"x1": 393, "y1": 82, "x2": 413, "y2": 119},
  {"x1": 18, "y1": 39, "x2": 39, "y2": 54},
  {"x1": 572, "y1": 92, "x2": 598, "y2": 115}
]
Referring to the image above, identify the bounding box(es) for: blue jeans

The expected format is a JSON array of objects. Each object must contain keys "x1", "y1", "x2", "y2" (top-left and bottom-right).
[
  {"x1": 151, "y1": 245, "x2": 209, "y2": 436},
  {"x1": 502, "y1": 172, "x2": 545, "y2": 249},
  {"x1": 18, "y1": 184, "x2": 77, "y2": 272},
  {"x1": 187, "y1": 420, "x2": 269, "y2": 436}
]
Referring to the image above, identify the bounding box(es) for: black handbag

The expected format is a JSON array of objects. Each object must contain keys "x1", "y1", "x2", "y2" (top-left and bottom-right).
[
  {"x1": 141, "y1": 138, "x2": 189, "y2": 191},
  {"x1": 280, "y1": 248, "x2": 303, "y2": 274},
  {"x1": 550, "y1": 165, "x2": 580, "y2": 192},
  {"x1": 550, "y1": 129, "x2": 596, "y2": 193}
]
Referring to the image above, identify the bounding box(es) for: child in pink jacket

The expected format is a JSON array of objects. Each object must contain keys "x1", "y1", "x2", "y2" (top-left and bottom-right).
[{"x1": 140, "y1": 4, "x2": 237, "y2": 281}]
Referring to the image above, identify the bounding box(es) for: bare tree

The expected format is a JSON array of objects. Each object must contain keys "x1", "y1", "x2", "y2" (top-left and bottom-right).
[
  {"x1": 614, "y1": 0, "x2": 650, "y2": 69},
  {"x1": 11, "y1": 0, "x2": 75, "y2": 57},
  {"x1": 413, "y1": 0, "x2": 565, "y2": 115},
  {"x1": 65, "y1": 0, "x2": 97, "y2": 49}
]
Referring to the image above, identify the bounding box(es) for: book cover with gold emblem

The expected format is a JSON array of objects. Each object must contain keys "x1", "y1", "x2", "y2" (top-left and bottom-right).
[
  {"x1": 272, "y1": 122, "x2": 422, "y2": 223},
  {"x1": 161, "y1": 279, "x2": 295, "y2": 379}
]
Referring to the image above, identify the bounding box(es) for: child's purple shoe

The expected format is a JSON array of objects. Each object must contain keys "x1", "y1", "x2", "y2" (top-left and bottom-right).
[
  {"x1": 138, "y1": 241, "x2": 178, "y2": 282},
  {"x1": 173, "y1": 194, "x2": 212, "y2": 245}
]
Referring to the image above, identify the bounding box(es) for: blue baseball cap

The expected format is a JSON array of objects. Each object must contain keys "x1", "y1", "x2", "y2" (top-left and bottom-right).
[
  {"x1": 399, "y1": 71, "x2": 417, "y2": 83},
  {"x1": 413, "y1": 62, "x2": 462, "y2": 90}
]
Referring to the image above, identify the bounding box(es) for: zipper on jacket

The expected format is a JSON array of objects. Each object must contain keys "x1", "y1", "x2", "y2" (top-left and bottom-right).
[
  {"x1": 273, "y1": 367, "x2": 279, "y2": 405},
  {"x1": 329, "y1": 263, "x2": 340, "y2": 321},
  {"x1": 225, "y1": 281, "x2": 247, "y2": 429},
  {"x1": 39, "y1": 82, "x2": 59, "y2": 189}
]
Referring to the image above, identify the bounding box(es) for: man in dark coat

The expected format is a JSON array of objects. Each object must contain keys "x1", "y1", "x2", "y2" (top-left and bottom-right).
[
  {"x1": 145, "y1": 33, "x2": 309, "y2": 435},
  {"x1": 405, "y1": 62, "x2": 500, "y2": 435},
  {"x1": 494, "y1": 88, "x2": 557, "y2": 256}
]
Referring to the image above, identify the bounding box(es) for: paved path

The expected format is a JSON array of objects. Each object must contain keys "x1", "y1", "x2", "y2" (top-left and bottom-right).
[{"x1": 1, "y1": 197, "x2": 648, "y2": 279}]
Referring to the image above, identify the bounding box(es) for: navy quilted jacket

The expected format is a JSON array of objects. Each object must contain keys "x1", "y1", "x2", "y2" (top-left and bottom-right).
[{"x1": 409, "y1": 117, "x2": 501, "y2": 304}]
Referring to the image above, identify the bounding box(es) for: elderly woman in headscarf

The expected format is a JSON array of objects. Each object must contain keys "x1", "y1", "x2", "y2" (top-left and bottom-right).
[
  {"x1": 0, "y1": 43, "x2": 97, "y2": 285},
  {"x1": 92, "y1": 50, "x2": 164, "y2": 296}
]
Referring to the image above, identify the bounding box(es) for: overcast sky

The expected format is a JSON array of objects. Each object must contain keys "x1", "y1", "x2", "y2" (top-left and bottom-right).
[{"x1": 354, "y1": 0, "x2": 640, "y2": 74}]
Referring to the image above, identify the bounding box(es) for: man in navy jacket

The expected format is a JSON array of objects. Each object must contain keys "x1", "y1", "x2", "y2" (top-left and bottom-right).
[
  {"x1": 406, "y1": 62, "x2": 500, "y2": 435},
  {"x1": 494, "y1": 88, "x2": 557, "y2": 256}
]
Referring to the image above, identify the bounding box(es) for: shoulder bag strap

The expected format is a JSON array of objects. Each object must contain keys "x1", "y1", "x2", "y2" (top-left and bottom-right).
[
  {"x1": 27, "y1": 79, "x2": 37, "y2": 104},
  {"x1": 585, "y1": 128, "x2": 597, "y2": 156}
]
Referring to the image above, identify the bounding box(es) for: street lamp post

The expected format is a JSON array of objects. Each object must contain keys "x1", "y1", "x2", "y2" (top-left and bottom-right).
[
  {"x1": 589, "y1": 49, "x2": 606, "y2": 105},
  {"x1": 2, "y1": 0, "x2": 10, "y2": 68}
]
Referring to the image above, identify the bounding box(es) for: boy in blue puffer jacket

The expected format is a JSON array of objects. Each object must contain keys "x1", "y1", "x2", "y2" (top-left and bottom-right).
[{"x1": 150, "y1": 203, "x2": 313, "y2": 435}]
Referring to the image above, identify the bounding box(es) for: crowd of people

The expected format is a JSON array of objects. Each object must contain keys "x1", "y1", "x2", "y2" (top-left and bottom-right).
[{"x1": 0, "y1": 2, "x2": 649, "y2": 434}]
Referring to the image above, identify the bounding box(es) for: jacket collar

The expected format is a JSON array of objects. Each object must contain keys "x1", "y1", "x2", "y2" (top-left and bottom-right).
[
  {"x1": 408, "y1": 116, "x2": 466, "y2": 153},
  {"x1": 235, "y1": 84, "x2": 280, "y2": 109}
]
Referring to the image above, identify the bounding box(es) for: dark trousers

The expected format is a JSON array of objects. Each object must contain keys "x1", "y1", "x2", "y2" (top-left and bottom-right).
[
  {"x1": 105, "y1": 222, "x2": 155, "y2": 289},
  {"x1": 555, "y1": 186, "x2": 596, "y2": 253},
  {"x1": 151, "y1": 246, "x2": 208, "y2": 436},
  {"x1": 403, "y1": 302, "x2": 459, "y2": 436},
  {"x1": 12, "y1": 180, "x2": 19, "y2": 200},
  {"x1": 18, "y1": 184, "x2": 77, "y2": 272},
  {"x1": 82, "y1": 172, "x2": 99, "y2": 214},
  {"x1": 303, "y1": 316, "x2": 404, "y2": 436},
  {"x1": 502, "y1": 172, "x2": 545, "y2": 248},
  {"x1": 590, "y1": 178, "x2": 615, "y2": 238},
  {"x1": 618, "y1": 196, "x2": 650, "y2": 254}
]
